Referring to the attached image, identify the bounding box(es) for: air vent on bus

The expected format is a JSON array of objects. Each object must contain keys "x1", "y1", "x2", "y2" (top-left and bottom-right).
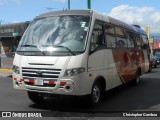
[{"x1": 133, "y1": 24, "x2": 141, "y2": 28}]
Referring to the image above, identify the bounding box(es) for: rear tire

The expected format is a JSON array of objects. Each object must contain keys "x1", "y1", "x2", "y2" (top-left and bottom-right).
[
  {"x1": 132, "y1": 70, "x2": 140, "y2": 86},
  {"x1": 27, "y1": 91, "x2": 44, "y2": 103},
  {"x1": 148, "y1": 65, "x2": 152, "y2": 72}
]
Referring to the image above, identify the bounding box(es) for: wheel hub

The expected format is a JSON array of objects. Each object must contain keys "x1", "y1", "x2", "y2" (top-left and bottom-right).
[{"x1": 92, "y1": 85, "x2": 100, "y2": 103}]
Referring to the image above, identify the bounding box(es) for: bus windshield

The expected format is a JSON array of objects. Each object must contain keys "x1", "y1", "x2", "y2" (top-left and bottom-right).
[{"x1": 17, "y1": 15, "x2": 90, "y2": 55}]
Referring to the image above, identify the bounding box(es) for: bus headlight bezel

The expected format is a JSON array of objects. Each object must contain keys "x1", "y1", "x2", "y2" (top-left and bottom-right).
[
  {"x1": 12, "y1": 65, "x2": 20, "y2": 74},
  {"x1": 64, "y1": 67, "x2": 85, "y2": 77}
]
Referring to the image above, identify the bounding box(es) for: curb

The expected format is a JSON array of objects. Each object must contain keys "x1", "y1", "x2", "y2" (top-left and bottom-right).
[
  {"x1": 0, "y1": 68, "x2": 12, "y2": 77},
  {"x1": 0, "y1": 68, "x2": 12, "y2": 72}
]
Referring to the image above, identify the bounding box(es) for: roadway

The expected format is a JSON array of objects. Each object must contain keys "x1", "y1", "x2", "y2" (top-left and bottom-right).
[{"x1": 0, "y1": 67, "x2": 160, "y2": 119}]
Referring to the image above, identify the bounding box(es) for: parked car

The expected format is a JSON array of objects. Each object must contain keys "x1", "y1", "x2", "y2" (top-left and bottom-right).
[
  {"x1": 155, "y1": 53, "x2": 160, "y2": 65},
  {"x1": 150, "y1": 54, "x2": 157, "y2": 68}
]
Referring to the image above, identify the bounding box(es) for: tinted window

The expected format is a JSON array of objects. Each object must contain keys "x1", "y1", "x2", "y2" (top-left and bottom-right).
[
  {"x1": 115, "y1": 27, "x2": 127, "y2": 48},
  {"x1": 115, "y1": 27, "x2": 125, "y2": 37},
  {"x1": 105, "y1": 24, "x2": 116, "y2": 48},
  {"x1": 135, "y1": 34, "x2": 142, "y2": 49},
  {"x1": 126, "y1": 31, "x2": 135, "y2": 48},
  {"x1": 90, "y1": 20, "x2": 104, "y2": 51},
  {"x1": 141, "y1": 35, "x2": 149, "y2": 49}
]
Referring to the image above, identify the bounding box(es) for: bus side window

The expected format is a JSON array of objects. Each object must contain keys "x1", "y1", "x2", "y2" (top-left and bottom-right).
[
  {"x1": 141, "y1": 35, "x2": 149, "y2": 49},
  {"x1": 134, "y1": 34, "x2": 142, "y2": 49},
  {"x1": 90, "y1": 20, "x2": 104, "y2": 51},
  {"x1": 116, "y1": 40, "x2": 126, "y2": 48},
  {"x1": 90, "y1": 33, "x2": 98, "y2": 51},
  {"x1": 104, "y1": 24, "x2": 116, "y2": 48},
  {"x1": 126, "y1": 31, "x2": 135, "y2": 48},
  {"x1": 115, "y1": 27, "x2": 127, "y2": 48}
]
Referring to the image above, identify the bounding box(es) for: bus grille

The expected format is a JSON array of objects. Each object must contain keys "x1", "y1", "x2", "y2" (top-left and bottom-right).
[{"x1": 22, "y1": 67, "x2": 61, "y2": 87}]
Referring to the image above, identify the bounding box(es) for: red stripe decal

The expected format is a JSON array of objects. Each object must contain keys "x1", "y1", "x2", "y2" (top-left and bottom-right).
[
  {"x1": 71, "y1": 82, "x2": 75, "y2": 85},
  {"x1": 49, "y1": 81, "x2": 55, "y2": 84},
  {"x1": 20, "y1": 79, "x2": 24, "y2": 82},
  {"x1": 29, "y1": 79, "x2": 34, "y2": 83},
  {"x1": 60, "y1": 81, "x2": 67, "y2": 85}
]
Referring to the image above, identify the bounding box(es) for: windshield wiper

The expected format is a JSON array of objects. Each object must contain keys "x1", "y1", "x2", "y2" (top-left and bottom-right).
[
  {"x1": 21, "y1": 44, "x2": 46, "y2": 55},
  {"x1": 46, "y1": 45, "x2": 76, "y2": 55},
  {"x1": 21, "y1": 45, "x2": 37, "y2": 47},
  {"x1": 56, "y1": 45, "x2": 76, "y2": 55}
]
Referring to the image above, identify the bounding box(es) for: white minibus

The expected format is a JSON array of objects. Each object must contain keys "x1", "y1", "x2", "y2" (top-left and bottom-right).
[{"x1": 13, "y1": 10, "x2": 150, "y2": 106}]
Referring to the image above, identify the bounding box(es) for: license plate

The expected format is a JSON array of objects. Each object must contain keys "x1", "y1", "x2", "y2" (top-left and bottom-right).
[{"x1": 35, "y1": 78, "x2": 43, "y2": 85}]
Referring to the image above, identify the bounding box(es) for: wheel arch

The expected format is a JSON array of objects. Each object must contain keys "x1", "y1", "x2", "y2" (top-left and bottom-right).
[
  {"x1": 92, "y1": 75, "x2": 106, "y2": 92},
  {"x1": 137, "y1": 67, "x2": 142, "y2": 76}
]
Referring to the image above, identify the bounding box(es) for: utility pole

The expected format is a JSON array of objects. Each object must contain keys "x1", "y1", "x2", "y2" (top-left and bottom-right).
[
  {"x1": 145, "y1": 26, "x2": 150, "y2": 39},
  {"x1": 68, "y1": 0, "x2": 70, "y2": 10},
  {"x1": 87, "y1": 0, "x2": 91, "y2": 9}
]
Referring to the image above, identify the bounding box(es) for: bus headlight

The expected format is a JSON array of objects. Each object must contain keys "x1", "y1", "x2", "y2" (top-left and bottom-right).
[
  {"x1": 13, "y1": 65, "x2": 20, "y2": 74},
  {"x1": 64, "y1": 67, "x2": 85, "y2": 76}
]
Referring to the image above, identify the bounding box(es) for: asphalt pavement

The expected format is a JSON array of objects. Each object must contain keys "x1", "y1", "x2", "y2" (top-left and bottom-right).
[{"x1": 1, "y1": 67, "x2": 160, "y2": 120}]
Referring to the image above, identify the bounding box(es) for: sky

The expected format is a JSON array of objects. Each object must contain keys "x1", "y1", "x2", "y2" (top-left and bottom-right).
[{"x1": 0, "y1": 0, "x2": 160, "y2": 35}]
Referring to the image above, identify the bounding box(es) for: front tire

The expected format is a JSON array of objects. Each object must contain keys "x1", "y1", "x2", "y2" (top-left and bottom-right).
[
  {"x1": 89, "y1": 82, "x2": 102, "y2": 107},
  {"x1": 27, "y1": 91, "x2": 44, "y2": 103}
]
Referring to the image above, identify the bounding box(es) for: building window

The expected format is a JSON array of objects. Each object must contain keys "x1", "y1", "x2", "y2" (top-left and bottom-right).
[{"x1": 0, "y1": 38, "x2": 13, "y2": 55}]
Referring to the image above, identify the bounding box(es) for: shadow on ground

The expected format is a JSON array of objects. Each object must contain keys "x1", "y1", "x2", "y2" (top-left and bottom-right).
[{"x1": 29, "y1": 76, "x2": 160, "y2": 114}]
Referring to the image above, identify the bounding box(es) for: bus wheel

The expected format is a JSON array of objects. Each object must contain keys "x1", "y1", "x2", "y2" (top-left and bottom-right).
[
  {"x1": 148, "y1": 65, "x2": 152, "y2": 72},
  {"x1": 27, "y1": 91, "x2": 44, "y2": 103},
  {"x1": 154, "y1": 64, "x2": 157, "y2": 68},
  {"x1": 132, "y1": 70, "x2": 140, "y2": 86},
  {"x1": 89, "y1": 82, "x2": 102, "y2": 107}
]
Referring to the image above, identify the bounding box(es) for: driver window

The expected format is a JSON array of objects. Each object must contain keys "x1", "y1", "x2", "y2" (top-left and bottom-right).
[{"x1": 90, "y1": 20, "x2": 104, "y2": 51}]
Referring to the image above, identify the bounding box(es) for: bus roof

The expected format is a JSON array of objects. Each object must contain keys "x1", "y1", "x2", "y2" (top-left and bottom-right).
[
  {"x1": 107, "y1": 16, "x2": 134, "y2": 31},
  {"x1": 107, "y1": 16, "x2": 147, "y2": 35},
  {"x1": 131, "y1": 25, "x2": 147, "y2": 35},
  {"x1": 35, "y1": 10, "x2": 94, "y2": 19}
]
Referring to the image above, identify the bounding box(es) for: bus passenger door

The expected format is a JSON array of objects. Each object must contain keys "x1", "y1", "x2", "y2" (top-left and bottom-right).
[{"x1": 88, "y1": 20, "x2": 106, "y2": 73}]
